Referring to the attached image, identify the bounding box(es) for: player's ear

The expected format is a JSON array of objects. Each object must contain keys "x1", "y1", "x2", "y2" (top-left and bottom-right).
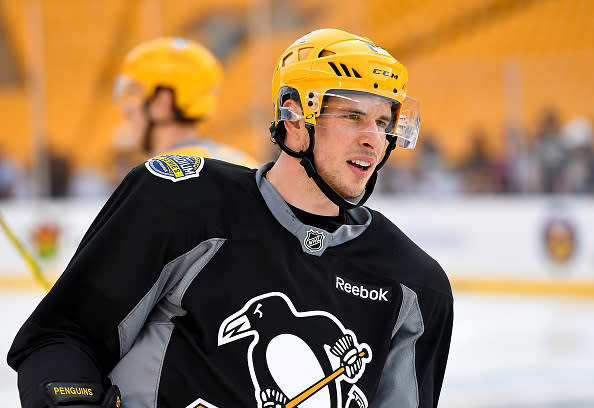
[
  {"x1": 282, "y1": 99, "x2": 309, "y2": 151},
  {"x1": 149, "y1": 87, "x2": 176, "y2": 118}
]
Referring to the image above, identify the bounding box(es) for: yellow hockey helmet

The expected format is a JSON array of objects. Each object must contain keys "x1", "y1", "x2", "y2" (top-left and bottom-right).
[
  {"x1": 270, "y1": 29, "x2": 421, "y2": 209},
  {"x1": 271, "y1": 28, "x2": 419, "y2": 149},
  {"x1": 115, "y1": 37, "x2": 223, "y2": 120}
]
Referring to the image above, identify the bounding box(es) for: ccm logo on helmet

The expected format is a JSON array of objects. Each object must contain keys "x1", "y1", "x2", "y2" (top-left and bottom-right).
[
  {"x1": 372, "y1": 68, "x2": 398, "y2": 80},
  {"x1": 335, "y1": 275, "x2": 391, "y2": 302}
]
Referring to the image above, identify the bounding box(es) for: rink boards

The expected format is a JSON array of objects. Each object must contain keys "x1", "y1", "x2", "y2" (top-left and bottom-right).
[{"x1": 1, "y1": 196, "x2": 593, "y2": 295}]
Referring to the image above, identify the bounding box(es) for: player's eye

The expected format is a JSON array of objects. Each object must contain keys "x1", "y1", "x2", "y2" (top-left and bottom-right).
[
  {"x1": 342, "y1": 113, "x2": 361, "y2": 121},
  {"x1": 253, "y1": 303, "x2": 263, "y2": 318},
  {"x1": 376, "y1": 120, "x2": 389, "y2": 130}
]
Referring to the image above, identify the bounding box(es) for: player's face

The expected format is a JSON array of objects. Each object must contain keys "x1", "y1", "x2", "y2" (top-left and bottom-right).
[
  {"x1": 313, "y1": 93, "x2": 391, "y2": 199},
  {"x1": 117, "y1": 85, "x2": 177, "y2": 153},
  {"x1": 117, "y1": 80, "x2": 148, "y2": 150}
]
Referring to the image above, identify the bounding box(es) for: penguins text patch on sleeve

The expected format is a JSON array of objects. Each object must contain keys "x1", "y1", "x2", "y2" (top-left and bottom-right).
[{"x1": 145, "y1": 155, "x2": 205, "y2": 182}]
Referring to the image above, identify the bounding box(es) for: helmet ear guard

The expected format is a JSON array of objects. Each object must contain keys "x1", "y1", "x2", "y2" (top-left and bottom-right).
[
  {"x1": 269, "y1": 122, "x2": 315, "y2": 160},
  {"x1": 270, "y1": 86, "x2": 311, "y2": 158}
]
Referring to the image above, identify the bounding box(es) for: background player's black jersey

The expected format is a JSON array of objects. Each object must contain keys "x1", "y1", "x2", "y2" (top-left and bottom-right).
[{"x1": 8, "y1": 156, "x2": 453, "y2": 408}]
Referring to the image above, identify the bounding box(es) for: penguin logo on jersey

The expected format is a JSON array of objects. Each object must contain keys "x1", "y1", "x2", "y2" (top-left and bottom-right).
[
  {"x1": 218, "y1": 292, "x2": 372, "y2": 408},
  {"x1": 145, "y1": 154, "x2": 204, "y2": 182},
  {"x1": 184, "y1": 397, "x2": 218, "y2": 408}
]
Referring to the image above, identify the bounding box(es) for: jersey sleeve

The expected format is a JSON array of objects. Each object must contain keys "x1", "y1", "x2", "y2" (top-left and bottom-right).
[
  {"x1": 7, "y1": 165, "x2": 193, "y2": 408},
  {"x1": 371, "y1": 273, "x2": 453, "y2": 408}
]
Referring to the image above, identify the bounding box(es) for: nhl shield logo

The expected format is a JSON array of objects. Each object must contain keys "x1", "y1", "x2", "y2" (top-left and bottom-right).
[{"x1": 304, "y1": 229, "x2": 325, "y2": 252}]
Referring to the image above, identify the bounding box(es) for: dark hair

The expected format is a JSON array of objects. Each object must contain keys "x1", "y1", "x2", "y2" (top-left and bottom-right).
[{"x1": 150, "y1": 86, "x2": 200, "y2": 124}]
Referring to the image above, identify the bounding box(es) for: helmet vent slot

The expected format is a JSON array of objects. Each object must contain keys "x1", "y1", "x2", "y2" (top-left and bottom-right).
[
  {"x1": 327, "y1": 62, "x2": 361, "y2": 78},
  {"x1": 327, "y1": 62, "x2": 342, "y2": 76},
  {"x1": 339, "y1": 63, "x2": 352, "y2": 77},
  {"x1": 298, "y1": 47, "x2": 313, "y2": 60},
  {"x1": 282, "y1": 52, "x2": 295, "y2": 67},
  {"x1": 318, "y1": 49, "x2": 336, "y2": 58}
]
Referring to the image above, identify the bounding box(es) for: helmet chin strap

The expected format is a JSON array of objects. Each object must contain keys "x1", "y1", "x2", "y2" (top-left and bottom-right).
[{"x1": 270, "y1": 122, "x2": 397, "y2": 210}]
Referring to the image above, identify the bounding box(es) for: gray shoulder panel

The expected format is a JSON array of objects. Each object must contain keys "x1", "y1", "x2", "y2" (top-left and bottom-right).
[
  {"x1": 370, "y1": 284, "x2": 425, "y2": 408},
  {"x1": 111, "y1": 238, "x2": 225, "y2": 407},
  {"x1": 110, "y1": 322, "x2": 175, "y2": 408},
  {"x1": 117, "y1": 238, "x2": 226, "y2": 357}
]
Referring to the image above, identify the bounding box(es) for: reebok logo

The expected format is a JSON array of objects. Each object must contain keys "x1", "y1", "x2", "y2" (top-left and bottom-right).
[{"x1": 335, "y1": 275, "x2": 392, "y2": 302}]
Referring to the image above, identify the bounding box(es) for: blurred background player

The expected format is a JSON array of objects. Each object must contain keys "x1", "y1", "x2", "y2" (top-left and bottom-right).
[{"x1": 111, "y1": 37, "x2": 258, "y2": 180}]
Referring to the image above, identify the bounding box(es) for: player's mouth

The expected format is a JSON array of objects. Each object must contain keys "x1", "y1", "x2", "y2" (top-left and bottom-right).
[{"x1": 347, "y1": 158, "x2": 375, "y2": 177}]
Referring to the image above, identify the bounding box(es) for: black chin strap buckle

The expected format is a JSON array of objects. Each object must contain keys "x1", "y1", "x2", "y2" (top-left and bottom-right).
[
  {"x1": 269, "y1": 122, "x2": 277, "y2": 139},
  {"x1": 300, "y1": 157, "x2": 316, "y2": 178}
]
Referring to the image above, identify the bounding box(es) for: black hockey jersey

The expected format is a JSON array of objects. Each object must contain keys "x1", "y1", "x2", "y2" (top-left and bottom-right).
[{"x1": 8, "y1": 156, "x2": 453, "y2": 408}]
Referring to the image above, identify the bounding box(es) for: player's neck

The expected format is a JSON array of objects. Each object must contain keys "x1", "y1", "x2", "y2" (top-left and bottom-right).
[
  {"x1": 151, "y1": 124, "x2": 199, "y2": 155},
  {"x1": 267, "y1": 154, "x2": 340, "y2": 217}
]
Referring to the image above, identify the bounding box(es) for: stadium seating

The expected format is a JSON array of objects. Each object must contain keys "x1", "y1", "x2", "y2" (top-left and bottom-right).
[{"x1": 0, "y1": 0, "x2": 592, "y2": 171}]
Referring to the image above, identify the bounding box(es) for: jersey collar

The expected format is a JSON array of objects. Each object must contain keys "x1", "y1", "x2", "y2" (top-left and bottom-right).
[{"x1": 255, "y1": 162, "x2": 372, "y2": 256}]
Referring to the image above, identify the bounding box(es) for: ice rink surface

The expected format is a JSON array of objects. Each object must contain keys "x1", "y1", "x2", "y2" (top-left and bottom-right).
[{"x1": 2, "y1": 290, "x2": 593, "y2": 408}]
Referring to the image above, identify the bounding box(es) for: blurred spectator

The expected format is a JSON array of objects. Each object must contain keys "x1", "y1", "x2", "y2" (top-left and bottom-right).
[
  {"x1": 48, "y1": 151, "x2": 71, "y2": 198},
  {"x1": 0, "y1": 146, "x2": 33, "y2": 199},
  {"x1": 414, "y1": 136, "x2": 462, "y2": 196},
  {"x1": 68, "y1": 166, "x2": 113, "y2": 199},
  {"x1": 0, "y1": 148, "x2": 22, "y2": 198},
  {"x1": 560, "y1": 116, "x2": 594, "y2": 193},
  {"x1": 506, "y1": 126, "x2": 543, "y2": 194},
  {"x1": 378, "y1": 132, "x2": 461, "y2": 196},
  {"x1": 535, "y1": 109, "x2": 566, "y2": 193},
  {"x1": 379, "y1": 115, "x2": 594, "y2": 197},
  {"x1": 377, "y1": 163, "x2": 412, "y2": 194},
  {"x1": 459, "y1": 127, "x2": 500, "y2": 193}
]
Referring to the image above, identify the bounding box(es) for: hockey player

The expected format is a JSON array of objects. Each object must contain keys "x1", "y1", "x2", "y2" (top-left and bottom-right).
[
  {"x1": 113, "y1": 36, "x2": 259, "y2": 167},
  {"x1": 8, "y1": 29, "x2": 452, "y2": 408}
]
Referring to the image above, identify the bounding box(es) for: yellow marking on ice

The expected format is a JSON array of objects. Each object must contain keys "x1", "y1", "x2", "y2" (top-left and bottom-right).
[
  {"x1": 2, "y1": 273, "x2": 594, "y2": 299},
  {"x1": 0, "y1": 274, "x2": 59, "y2": 291},
  {"x1": 451, "y1": 278, "x2": 594, "y2": 298},
  {"x1": 0, "y1": 213, "x2": 53, "y2": 291}
]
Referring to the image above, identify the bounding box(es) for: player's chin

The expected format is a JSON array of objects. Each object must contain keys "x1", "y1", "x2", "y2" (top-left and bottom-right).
[{"x1": 341, "y1": 184, "x2": 367, "y2": 200}]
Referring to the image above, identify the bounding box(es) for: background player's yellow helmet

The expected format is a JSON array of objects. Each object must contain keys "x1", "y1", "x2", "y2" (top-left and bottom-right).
[{"x1": 115, "y1": 37, "x2": 223, "y2": 121}]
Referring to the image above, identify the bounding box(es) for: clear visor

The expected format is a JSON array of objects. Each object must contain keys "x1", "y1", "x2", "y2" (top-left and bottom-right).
[
  {"x1": 279, "y1": 90, "x2": 420, "y2": 149},
  {"x1": 113, "y1": 75, "x2": 147, "y2": 108}
]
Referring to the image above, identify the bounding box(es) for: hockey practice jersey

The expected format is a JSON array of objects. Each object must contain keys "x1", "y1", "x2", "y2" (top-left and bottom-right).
[{"x1": 8, "y1": 156, "x2": 453, "y2": 408}]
